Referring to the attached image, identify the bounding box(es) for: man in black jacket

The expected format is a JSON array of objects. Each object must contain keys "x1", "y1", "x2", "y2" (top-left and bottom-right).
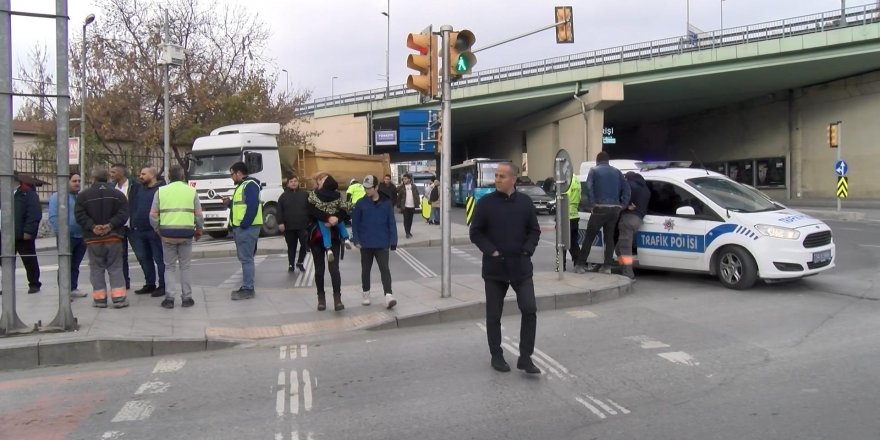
[
  {"x1": 377, "y1": 174, "x2": 397, "y2": 202},
  {"x1": 0, "y1": 174, "x2": 43, "y2": 294},
  {"x1": 469, "y1": 162, "x2": 542, "y2": 374},
  {"x1": 76, "y1": 167, "x2": 130, "y2": 308},
  {"x1": 277, "y1": 176, "x2": 310, "y2": 272}
]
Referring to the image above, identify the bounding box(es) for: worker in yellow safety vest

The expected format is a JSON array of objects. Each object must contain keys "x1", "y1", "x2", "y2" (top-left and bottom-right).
[
  {"x1": 150, "y1": 165, "x2": 204, "y2": 309},
  {"x1": 223, "y1": 161, "x2": 262, "y2": 300}
]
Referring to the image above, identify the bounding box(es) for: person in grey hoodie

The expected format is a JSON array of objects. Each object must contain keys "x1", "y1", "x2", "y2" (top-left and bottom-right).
[
  {"x1": 574, "y1": 151, "x2": 630, "y2": 274},
  {"x1": 616, "y1": 172, "x2": 650, "y2": 280}
]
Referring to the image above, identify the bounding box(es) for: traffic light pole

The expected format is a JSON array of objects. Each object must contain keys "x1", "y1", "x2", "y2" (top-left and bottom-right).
[
  {"x1": 837, "y1": 121, "x2": 842, "y2": 212},
  {"x1": 440, "y1": 25, "x2": 453, "y2": 299}
]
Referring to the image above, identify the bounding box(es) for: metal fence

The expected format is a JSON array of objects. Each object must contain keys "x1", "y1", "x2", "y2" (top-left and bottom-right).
[
  {"x1": 14, "y1": 149, "x2": 165, "y2": 202},
  {"x1": 299, "y1": 3, "x2": 880, "y2": 114}
]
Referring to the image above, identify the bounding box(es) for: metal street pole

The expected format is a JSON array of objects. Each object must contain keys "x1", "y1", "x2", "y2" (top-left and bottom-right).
[
  {"x1": 81, "y1": 13, "x2": 94, "y2": 181},
  {"x1": 837, "y1": 121, "x2": 842, "y2": 212},
  {"x1": 48, "y1": 0, "x2": 76, "y2": 331},
  {"x1": 281, "y1": 68, "x2": 289, "y2": 96},
  {"x1": 720, "y1": 0, "x2": 724, "y2": 33},
  {"x1": 440, "y1": 25, "x2": 452, "y2": 299},
  {"x1": 383, "y1": 0, "x2": 390, "y2": 97},
  {"x1": 163, "y1": 9, "x2": 170, "y2": 175},
  {"x1": 0, "y1": 0, "x2": 28, "y2": 335},
  {"x1": 331, "y1": 76, "x2": 338, "y2": 98}
]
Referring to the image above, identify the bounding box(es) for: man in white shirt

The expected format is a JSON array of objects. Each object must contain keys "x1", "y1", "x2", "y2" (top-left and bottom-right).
[{"x1": 110, "y1": 163, "x2": 135, "y2": 290}]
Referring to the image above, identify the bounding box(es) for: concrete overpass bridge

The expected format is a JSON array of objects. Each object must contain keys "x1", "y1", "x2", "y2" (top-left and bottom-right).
[{"x1": 303, "y1": 3, "x2": 880, "y2": 199}]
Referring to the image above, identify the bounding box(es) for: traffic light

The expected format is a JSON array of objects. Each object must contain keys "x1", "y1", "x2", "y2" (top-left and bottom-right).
[
  {"x1": 828, "y1": 122, "x2": 839, "y2": 148},
  {"x1": 555, "y1": 6, "x2": 574, "y2": 43},
  {"x1": 406, "y1": 26, "x2": 438, "y2": 98},
  {"x1": 448, "y1": 30, "x2": 476, "y2": 80}
]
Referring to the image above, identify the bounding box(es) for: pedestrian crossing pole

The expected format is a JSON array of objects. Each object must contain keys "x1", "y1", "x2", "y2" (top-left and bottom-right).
[{"x1": 440, "y1": 25, "x2": 453, "y2": 299}]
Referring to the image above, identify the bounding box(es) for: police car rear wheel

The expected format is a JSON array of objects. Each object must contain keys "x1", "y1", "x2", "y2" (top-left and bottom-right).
[{"x1": 716, "y1": 246, "x2": 757, "y2": 290}]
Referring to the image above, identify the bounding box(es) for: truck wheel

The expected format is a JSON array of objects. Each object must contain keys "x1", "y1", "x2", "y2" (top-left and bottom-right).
[
  {"x1": 207, "y1": 231, "x2": 228, "y2": 239},
  {"x1": 261, "y1": 205, "x2": 279, "y2": 237},
  {"x1": 715, "y1": 246, "x2": 758, "y2": 290}
]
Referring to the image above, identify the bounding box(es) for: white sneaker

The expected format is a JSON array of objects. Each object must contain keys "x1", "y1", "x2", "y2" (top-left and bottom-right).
[
  {"x1": 70, "y1": 289, "x2": 88, "y2": 298},
  {"x1": 384, "y1": 293, "x2": 397, "y2": 310},
  {"x1": 326, "y1": 249, "x2": 335, "y2": 263},
  {"x1": 344, "y1": 239, "x2": 354, "y2": 250},
  {"x1": 361, "y1": 291, "x2": 371, "y2": 306}
]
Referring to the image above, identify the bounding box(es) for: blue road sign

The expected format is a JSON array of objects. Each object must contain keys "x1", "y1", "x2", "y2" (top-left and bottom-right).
[
  {"x1": 834, "y1": 159, "x2": 848, "y2": 177},
  {"x1": 399, "y1": 110, "x2": 438, "y2": 126}
]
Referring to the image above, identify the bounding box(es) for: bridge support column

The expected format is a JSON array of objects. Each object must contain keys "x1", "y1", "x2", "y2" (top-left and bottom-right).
[{"x1": 577, "y1": 81, "x2": 624, "y2": 162}]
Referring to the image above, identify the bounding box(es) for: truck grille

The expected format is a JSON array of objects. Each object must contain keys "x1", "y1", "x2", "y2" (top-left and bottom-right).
[{"x1": 802, "y1": 231, "x2": 831, "y2": 248}]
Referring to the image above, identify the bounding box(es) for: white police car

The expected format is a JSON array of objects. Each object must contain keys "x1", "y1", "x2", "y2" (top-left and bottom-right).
[{"x1": 578, "y1": 166, "x2": 835, "y2": 290}]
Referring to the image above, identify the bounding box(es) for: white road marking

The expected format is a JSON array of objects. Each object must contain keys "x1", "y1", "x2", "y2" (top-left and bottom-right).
[
  {"x1": 606, "y1": 398, "x2": 631, "y2": 414},
  {"x1": 625, "y1": 335, "x2": 671, "y2": 349},
  {"x1": 859, "y1": 244, "x2": 880, "y2": 248},
  {"x1": 111, "y1": 400, "x2": 154, "y2": 422},
  {"x1": 566, "y1": 309, "x2": 598, "y2": 319},
  {"x1": 291, "y1": 432, "x2": 316, "y2": 440},
  {"x1": 220, "y1": 255, "x2": 267, "y2": 287},
  {"x1": 276, "y1": 434, "x2": 283, "y2": 440},
  {"x1": 658, "y1": 351, "x2": 700, "y2": 366},
  {"x1": 396, "y1": 248, "x2": 438, "y2": 278},
  {"x1": 584, "y1": 394, "x2": 617, "y2": 415},
  {"x1": 575, "y1": 397, "x2": 607, "y2": 419},
  {"x1": 295, "y1": 253, "x2": 314, "y2": 288},
  {"x1": 276, "y1": 370, "x2": 285, "y2": 417},
  {"x1": 290, "y1": 370, "x2": 299, "y2": 415},
  {"x1": 101, "y1": 432, "x2": 125, "y2": 439},
  {"x1": 152, "y1": 359, "x2": 186, "y2": 374},
  {"x1": 280, "y1": 346, "x2": 287, "y2": 360},
  {"x1": 533, "y1": 347, "x2": 573, "y2": 376},
  {"x1": 134, "y1": 381, "x2": 170, "y2": 395},
  {"x1": 302, "y1": 369, "x2": 313, "y2": 411},
  {"x1": 300, "y1": 344, "x2": 308, "y2": 358}
]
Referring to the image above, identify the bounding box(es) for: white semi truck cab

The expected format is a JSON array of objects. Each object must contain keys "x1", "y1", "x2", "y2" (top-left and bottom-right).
[{"x1": 187, "y1": 123, "x2": 284, "y2": 238}]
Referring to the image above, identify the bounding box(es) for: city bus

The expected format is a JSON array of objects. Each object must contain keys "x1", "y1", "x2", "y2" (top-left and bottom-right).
[{"x1": 450, "y1": 158, "x2": 507, "y2": 205}]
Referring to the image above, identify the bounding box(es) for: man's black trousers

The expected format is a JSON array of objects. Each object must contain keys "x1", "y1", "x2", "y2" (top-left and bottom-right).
[
  {"x1": 360, "y1": 248, "x2": 392, "y2": 294},
  {"x1": 484, "y1": 278, "x2": 536, "y2": 359},
  {"x1": 284, "y1": 229, "x2": 309, "y2": 267}
]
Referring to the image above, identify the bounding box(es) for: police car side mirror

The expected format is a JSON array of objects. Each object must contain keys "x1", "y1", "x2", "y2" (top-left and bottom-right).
[{"x1": 675, "y1": 206, "x2": 696, "y2": 216}]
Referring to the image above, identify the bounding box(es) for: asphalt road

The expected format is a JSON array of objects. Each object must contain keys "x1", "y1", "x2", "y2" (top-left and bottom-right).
[{"x1": 2, "y1": 218, "x2": 878, "y2": 439}]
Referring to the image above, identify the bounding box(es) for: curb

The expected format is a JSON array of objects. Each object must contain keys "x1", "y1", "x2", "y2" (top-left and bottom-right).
[
  {"x1": 797, "y1": 209, "x2": 866, "y2": 222},
  {"x1": 0, "y1": 276, "x2": 632, "y2": 371},
  {"x1": 37, "y1": 236, "x2": 474, "y2": 256}
]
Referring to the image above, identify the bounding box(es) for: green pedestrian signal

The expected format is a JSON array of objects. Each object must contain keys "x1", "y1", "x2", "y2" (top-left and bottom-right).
[{"x1": 448, "y1": 30, "x2": 476, "y2": 80}]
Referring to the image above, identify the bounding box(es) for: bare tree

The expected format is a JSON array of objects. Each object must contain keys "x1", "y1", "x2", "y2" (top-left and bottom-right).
[{"x1": 18, "y1": 0, "x2": 316, "y2": 173}]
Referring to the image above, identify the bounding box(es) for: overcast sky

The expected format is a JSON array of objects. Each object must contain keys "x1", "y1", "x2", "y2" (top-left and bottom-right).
[{"x1": 8, "y1": 0, "x2": 864, "y2": 105}]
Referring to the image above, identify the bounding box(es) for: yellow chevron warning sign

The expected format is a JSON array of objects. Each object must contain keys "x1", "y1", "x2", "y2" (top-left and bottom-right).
[
  {"x1": 837, "y1": 176, "x2": 848, "y2": 198},
  {"x1": 465, "y1": 195, "x2": 475, "y2": 225}
]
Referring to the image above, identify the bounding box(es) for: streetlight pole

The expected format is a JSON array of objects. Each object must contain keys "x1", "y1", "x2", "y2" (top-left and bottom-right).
[
  {"x1": 331, "y1": 76, "x2": 338, "y2": 98},
  {"x1": 81, "y1": 13, "x2": 95, "y2": 180},
  {"x1": 381, "y1": 0, "x2": 390, "y2": 98},
  {"x1": 281, "y1": 68, "x2": 289, "y2": 96}
]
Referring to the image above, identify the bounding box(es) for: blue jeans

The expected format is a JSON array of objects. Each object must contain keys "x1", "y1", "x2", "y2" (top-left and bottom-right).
[
  {"x1": 129, "y1": 228, "x2": 165, "y2": 287},
  {"x1": 70, "y1": 236, "x2": 87, "y2": 290},
  {"x1": 233, "y1": 226, "x2": 260, "y2": 289},
  {"x1": 317, "y1": 222, "x2": 348, "y2": 249},
  {"x1": 430, "y1": 207, "x2": 439, "y2": 224}
]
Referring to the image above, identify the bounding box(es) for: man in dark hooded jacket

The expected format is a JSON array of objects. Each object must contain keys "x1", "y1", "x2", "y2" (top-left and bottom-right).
[{"x1": 616, "y1": 171, "x2": 650, "y2": 280}]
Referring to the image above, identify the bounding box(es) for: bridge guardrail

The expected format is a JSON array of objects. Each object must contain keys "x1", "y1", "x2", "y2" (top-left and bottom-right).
[{"x1": 300, "y1": 4, "x2": 879, "y2": 114}]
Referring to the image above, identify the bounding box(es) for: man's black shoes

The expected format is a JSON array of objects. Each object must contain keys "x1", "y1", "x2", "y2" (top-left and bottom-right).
[
  {"x1": 517, "y1": 357, "x2": 542, "y2": 374},
  {"x1": 151, "y1": 287, "x2": 166, "y2": 298},
  {"x1": 296, "y1": 263, "x2": 306, "y2": 272},
  {"x1": 161, "y1": 299, "x2": 174, "y2": 309},
  {"x1": 491, "y1": 355, "x2": 511, "y2": 372},
  {"x1": 134, "y1": 285, "x2": 156, "y2": 294},
  {"x1": 181, "y1": 298, "x2": 195, "y2": 308}
]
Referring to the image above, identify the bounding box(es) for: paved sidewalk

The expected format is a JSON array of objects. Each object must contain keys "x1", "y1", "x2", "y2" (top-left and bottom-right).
[{"x1": 1, "y1": 215, "x2": 627, "y2": 370}]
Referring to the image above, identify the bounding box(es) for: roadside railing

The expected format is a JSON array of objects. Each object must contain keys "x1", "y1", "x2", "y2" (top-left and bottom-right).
[{"x1": 299, "y1": 3, "x2": 879, "y2": 114}]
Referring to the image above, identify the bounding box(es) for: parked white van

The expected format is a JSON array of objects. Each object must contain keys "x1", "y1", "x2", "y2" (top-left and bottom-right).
[{"x1": 577, "y1": 166, "x2": 835, "y2": 289}]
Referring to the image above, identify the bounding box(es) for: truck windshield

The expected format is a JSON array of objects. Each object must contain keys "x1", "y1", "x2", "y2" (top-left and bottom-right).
[
  {"x1": 686, "y1": 176, "x2": 779, "y2": 213},
  {"x1": 189, "y1": 153, "x2": 241, "y2": 178}
]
